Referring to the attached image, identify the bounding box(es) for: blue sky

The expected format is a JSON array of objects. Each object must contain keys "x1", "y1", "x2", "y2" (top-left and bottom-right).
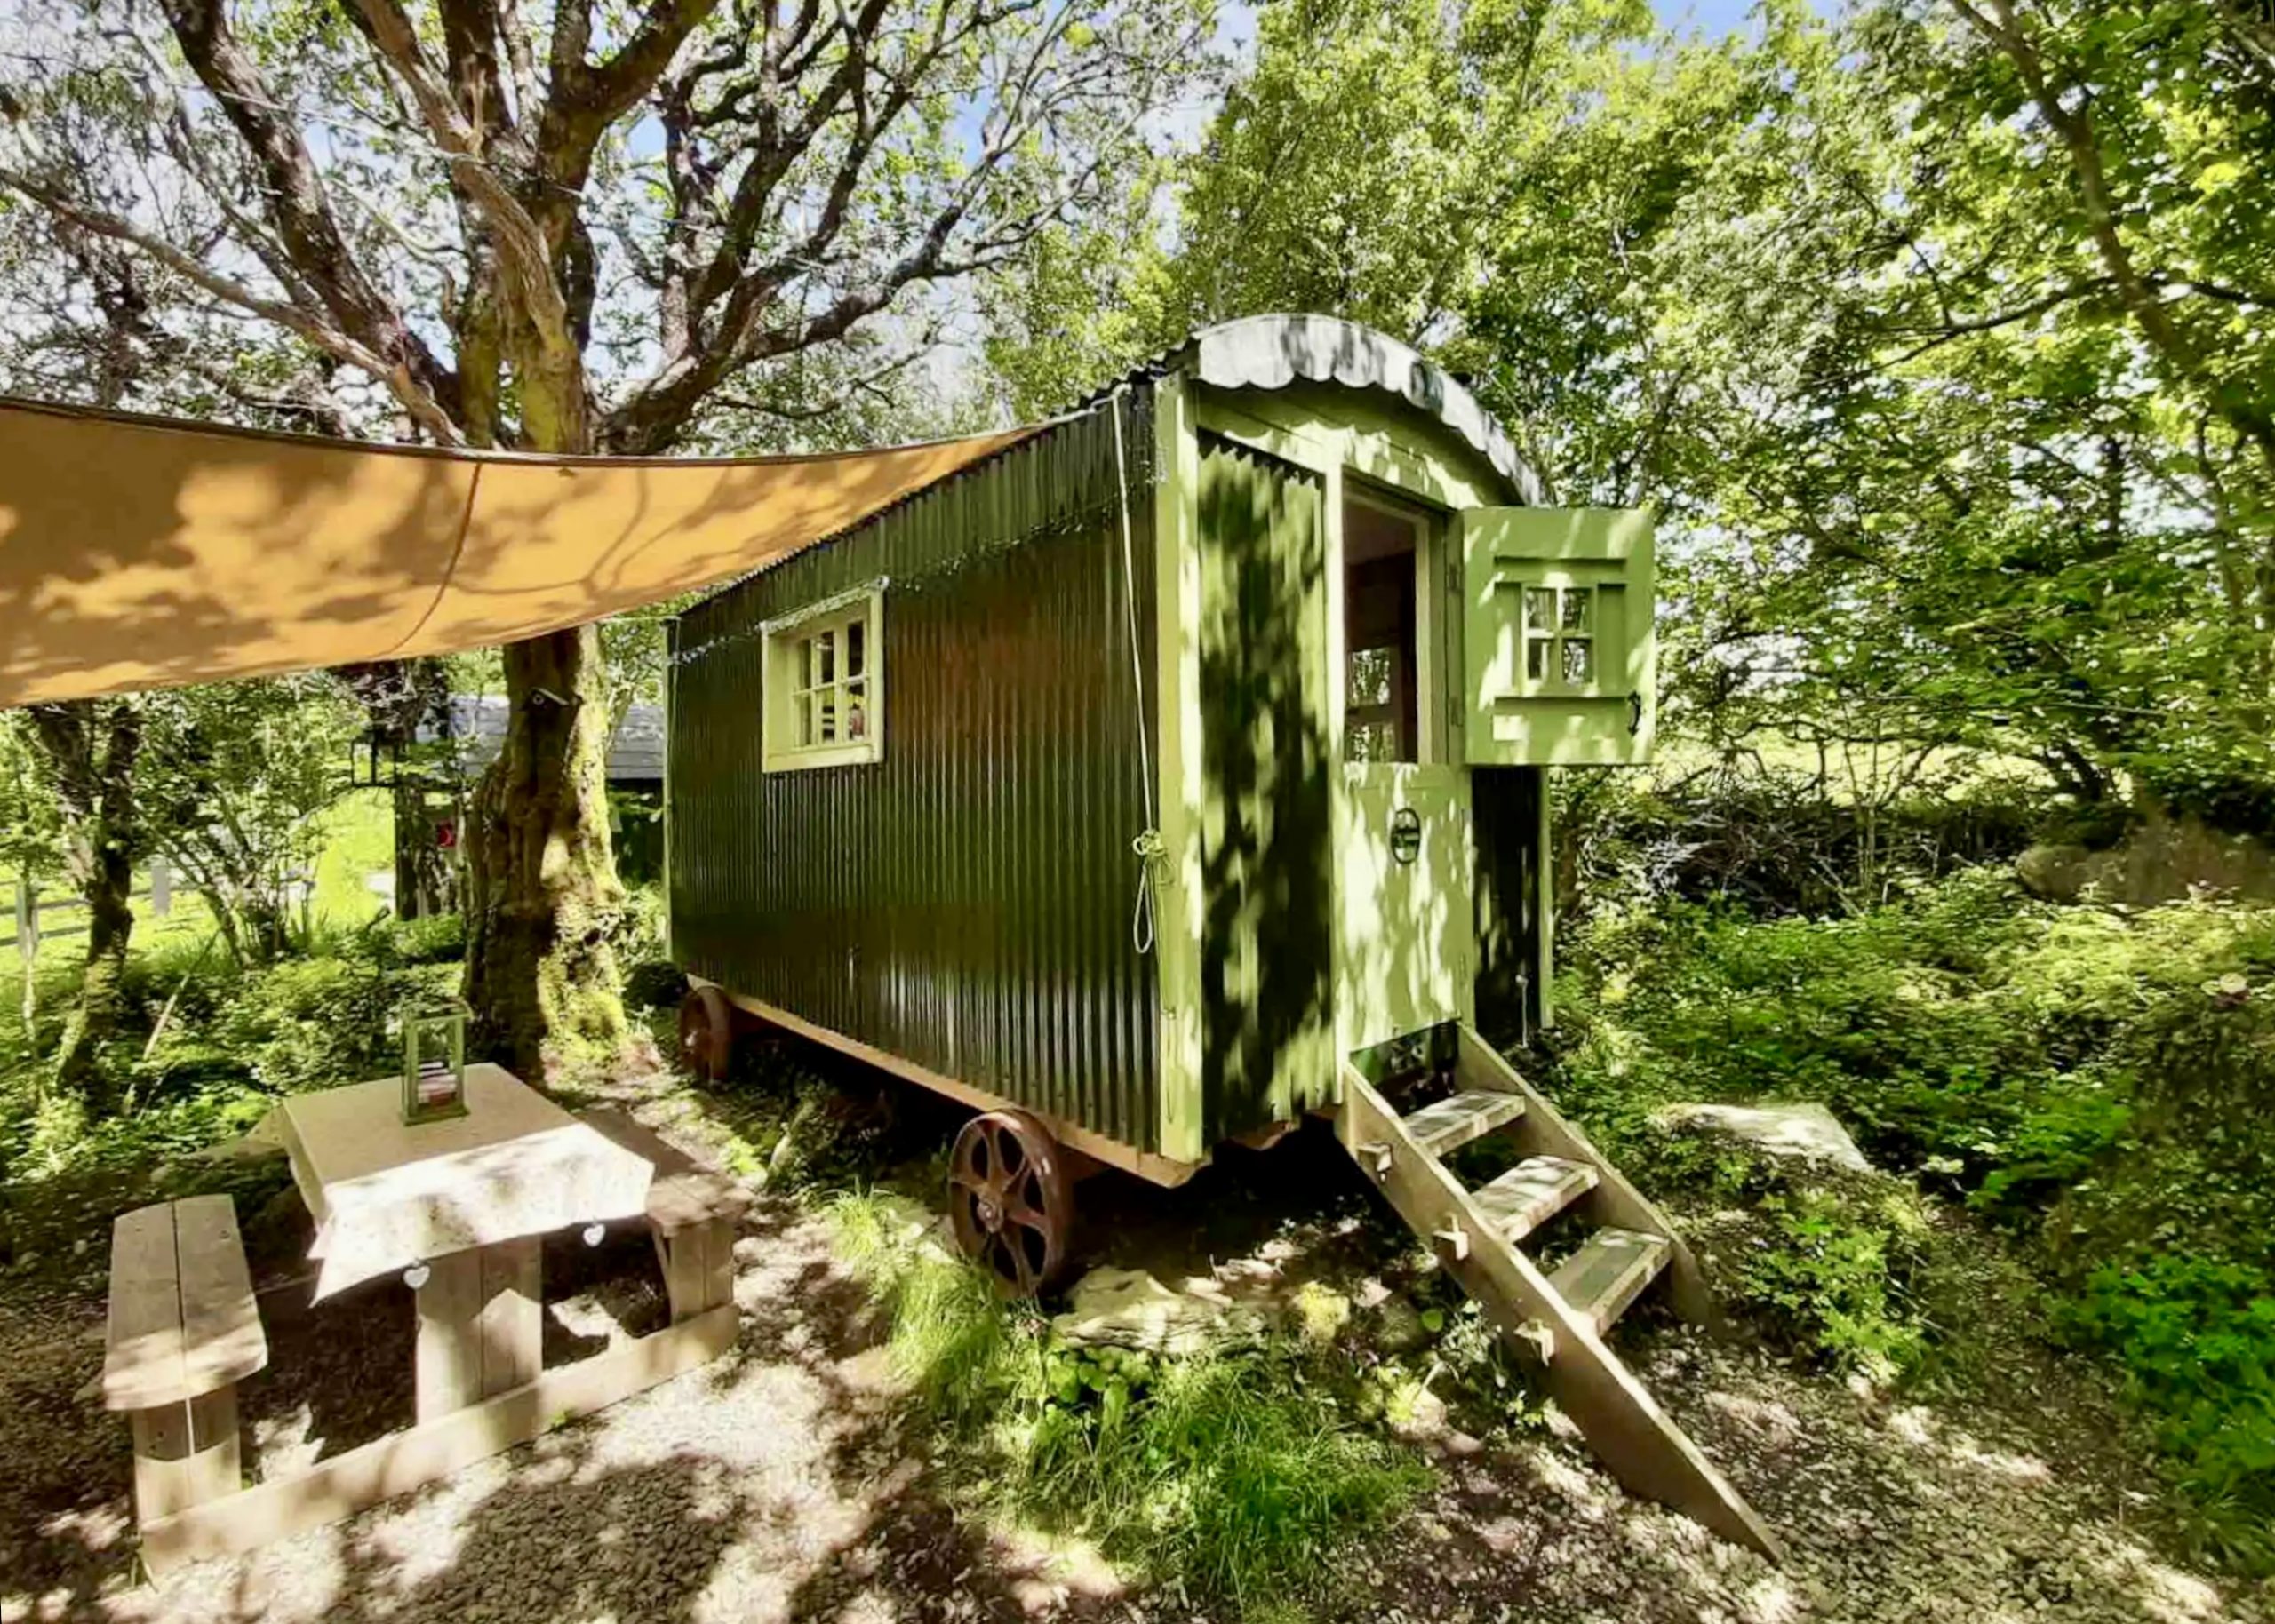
[{"x1": 1656, "y1": 0, "x2": 1776, "y2": 35}]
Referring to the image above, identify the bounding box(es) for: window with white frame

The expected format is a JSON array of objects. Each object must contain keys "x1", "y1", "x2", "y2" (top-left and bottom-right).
[{"x1": 761, "y1": 583, "x2": 886, "y2": 771}]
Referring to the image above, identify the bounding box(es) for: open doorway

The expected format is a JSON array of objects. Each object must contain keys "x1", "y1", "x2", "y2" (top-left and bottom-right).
[{"x1": 1344, "y1": 492, "x2": 1429, "y2": 762}]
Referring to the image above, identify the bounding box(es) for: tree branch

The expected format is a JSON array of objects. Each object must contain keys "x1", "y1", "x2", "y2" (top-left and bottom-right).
[
  {"x1": 156, "y1": 0, "x2": 459, "y2": 421},
  {"x1": 0, "y1": 163, "x2": 463, "y2": 444}
]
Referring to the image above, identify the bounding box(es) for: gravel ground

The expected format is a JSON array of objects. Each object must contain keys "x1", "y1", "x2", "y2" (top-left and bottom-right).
[{"x1": 2, "y1": 1107, "x2": 2268, "y2": 1624}]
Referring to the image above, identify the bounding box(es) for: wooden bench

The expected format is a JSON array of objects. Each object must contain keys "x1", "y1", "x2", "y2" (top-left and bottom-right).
[
  {"x1": 580, "y1": 1111, "x2": 753, "y2": 1323},
  {"x1": 103, "y1": 1196, "x2": 267, "y2": 1524}
]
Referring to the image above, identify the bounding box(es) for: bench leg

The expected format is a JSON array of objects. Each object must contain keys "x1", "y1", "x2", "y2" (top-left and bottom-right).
[
  {"x1": 130, "y1": 1387, "x2": 239, "y2": 1523},
  {"x1": 417, "y1": 1238, "x2": 541, "y2": 1422},
  {"x1": 658, "y1": 1217, "x2": 737, "y2": 1325}
]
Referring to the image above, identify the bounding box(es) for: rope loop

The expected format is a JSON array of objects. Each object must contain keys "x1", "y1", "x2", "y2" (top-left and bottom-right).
[{"x1": 1130, "y1": 827, "x2": 1167, "y2": 955}]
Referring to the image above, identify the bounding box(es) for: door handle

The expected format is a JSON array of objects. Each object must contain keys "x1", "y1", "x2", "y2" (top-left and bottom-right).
[{"x1": 1627, "y1": 691, "x2": 1644, "y2": 736}]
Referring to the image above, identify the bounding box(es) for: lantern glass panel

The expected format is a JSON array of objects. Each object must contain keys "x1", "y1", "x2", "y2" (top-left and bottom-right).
[{"x1": 401, "y1": 1000, "x2": 469, "y2": 1124}]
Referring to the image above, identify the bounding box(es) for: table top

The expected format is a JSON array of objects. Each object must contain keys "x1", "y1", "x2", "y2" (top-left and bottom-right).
[
  {"x1": 266, "y1": 1063, "x2": 655, "y2": 1299},
  {"x1": 277, "y1": 1063, "x2": 579, "y2": 1193}
]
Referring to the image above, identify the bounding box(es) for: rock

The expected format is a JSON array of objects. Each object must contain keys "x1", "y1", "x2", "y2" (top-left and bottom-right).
[
  {"x1": 1371, "y1": 1294, "x2": 1430, "y2": 1354},
  {"x1": 1656, "y1": 1102, "x2": 1870, "y2": 1172},
  {"x1": 2020, "y1": 810, "x2": 2275, "y2": 905},
  {"x1": 1051, "y1": 1266, "x2": 1265, "y2": 1357},
  {"x1": 2016, "y1": 843, "x2": 2122, "y2": 903}
]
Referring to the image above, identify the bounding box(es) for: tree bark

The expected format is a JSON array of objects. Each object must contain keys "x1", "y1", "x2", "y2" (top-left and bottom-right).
[
  {"x1": 27, "y1": 699, "x2": 144, "y2": 1104},
  {"x1": 460, "y1": 624, "x2": 627, "y2": 1079}
]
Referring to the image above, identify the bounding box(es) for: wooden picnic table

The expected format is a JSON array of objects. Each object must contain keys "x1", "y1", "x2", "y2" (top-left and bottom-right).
[
  {"x1": 264, "y1": 1063, "x2": 654, "y2": 1421},
  {"x1": 131, "y1": 1069, "x2": 744, "y2": 1576}
]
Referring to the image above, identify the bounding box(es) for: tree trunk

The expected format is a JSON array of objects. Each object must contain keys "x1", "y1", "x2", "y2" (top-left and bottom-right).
[
  {"x1": 393, "y1": 779, "x2": 457, "y2": 919},
  {"x1": 460, "y1": 625, "x2": 627, "y2": 1079},
  {"x1": 27, "y1": 699, "x2": 144, "y2": 1104}
]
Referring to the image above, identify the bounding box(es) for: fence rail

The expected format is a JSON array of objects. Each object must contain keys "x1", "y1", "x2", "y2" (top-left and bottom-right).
[{"x1": 10, "y1": 858, "x2": 173, "y2": 956}]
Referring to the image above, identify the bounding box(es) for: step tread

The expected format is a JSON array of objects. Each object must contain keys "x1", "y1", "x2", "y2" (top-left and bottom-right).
[
  {"x1": 1549, "y1": 1227, "x2": 1671, "y2": 1333},
  {"x1": 1401, "y1": 1090, "x2": 1526, "y2": 1158},
  {"x1": 1473, "y1": 1155, "x2": 1598, "y2": 1243}
]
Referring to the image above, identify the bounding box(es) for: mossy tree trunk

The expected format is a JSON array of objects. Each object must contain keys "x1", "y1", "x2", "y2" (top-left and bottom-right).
[
  {"x1": 26, "y1": 698, "x2": 143, "y2": 1106},
  {"x1": 460, "y1": 624, "x2": 627, "y2": 1079}
]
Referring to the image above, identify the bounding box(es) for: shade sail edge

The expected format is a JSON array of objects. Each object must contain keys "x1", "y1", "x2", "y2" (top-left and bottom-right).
[{"x1": 0, "y1": 398, "x2": 1034, "y2": 706}]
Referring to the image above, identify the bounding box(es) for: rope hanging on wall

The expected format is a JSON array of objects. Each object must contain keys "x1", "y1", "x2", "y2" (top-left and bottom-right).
[{"x1": 1108, "y1": 386, "x2": 1165, "y2": 956}]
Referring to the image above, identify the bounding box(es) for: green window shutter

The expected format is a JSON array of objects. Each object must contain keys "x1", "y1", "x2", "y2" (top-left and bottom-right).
[{"x1": 1460, "y1": 507, "x2": 1655, "y2": 767}]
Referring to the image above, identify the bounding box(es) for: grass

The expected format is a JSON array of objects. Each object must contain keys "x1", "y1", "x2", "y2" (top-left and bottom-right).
[
  {"x1": 309, "y1": 789, "x2": 396, "y2": 928},
  {"x1": 827, "y1": 1190, "x2": 1431, "y2": 1617}
]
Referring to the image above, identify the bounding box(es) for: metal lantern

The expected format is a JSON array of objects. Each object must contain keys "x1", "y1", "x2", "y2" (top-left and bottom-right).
[{"x1": 400, "y1": 999, "x2": 470, "y2": 1125}]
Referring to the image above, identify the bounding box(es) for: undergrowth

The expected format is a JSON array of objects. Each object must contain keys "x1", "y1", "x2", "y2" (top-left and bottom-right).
[
  {"x1": 1544, "y1": 868, "x2": 2275, "y2": 1571},
  {"x1": 827, "y1": 1192, "x2": 1430, "y2": 1617}
]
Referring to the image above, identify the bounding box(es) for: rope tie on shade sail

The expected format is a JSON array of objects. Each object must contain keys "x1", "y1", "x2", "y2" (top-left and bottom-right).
[{"x1": 1108, "y1": 386, "x2": 1166, "y2": 957}]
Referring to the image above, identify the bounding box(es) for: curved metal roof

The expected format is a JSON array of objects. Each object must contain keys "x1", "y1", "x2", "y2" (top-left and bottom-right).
[{"x1": 1090, "y1": 314, "x2": 1541, "y2": 501}]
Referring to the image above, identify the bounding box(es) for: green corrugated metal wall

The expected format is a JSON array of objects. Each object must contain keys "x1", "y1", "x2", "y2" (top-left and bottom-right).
[
  {"x1": 1195, "y1": 434, "x2": 1334, "y2": 1142},
  {"x1": 669, "y1": 394, "x2": 1162, "y2": 1150}
]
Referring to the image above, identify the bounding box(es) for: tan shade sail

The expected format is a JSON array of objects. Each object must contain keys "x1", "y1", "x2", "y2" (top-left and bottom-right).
[{"x1": 0, "y1": 397, "x2": 1031, "y2": 707}]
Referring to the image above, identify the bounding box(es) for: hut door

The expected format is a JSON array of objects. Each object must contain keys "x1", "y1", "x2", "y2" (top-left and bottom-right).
[
  {"x1": 1338, "y1": 490, "x2": 1474, "y2": 1053},
  {"x1": 1196, "y1": 435, "x2": 1335, "y2": 1139},
  {"x1": 1339, "y1": 765, "x2": 1474, "y2": 1051},
  {"x1": 1460, "y1": 508, "x2": 1656, "y2": 766}
]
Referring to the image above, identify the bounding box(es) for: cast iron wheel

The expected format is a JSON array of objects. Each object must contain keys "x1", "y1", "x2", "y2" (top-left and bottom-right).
[
  {"x1": 947, "y1": 1111, "x2": 1073, "y2": 1298},
  {"x1": 676, "y1": 985, "x2": 736, "y2": 1082}
]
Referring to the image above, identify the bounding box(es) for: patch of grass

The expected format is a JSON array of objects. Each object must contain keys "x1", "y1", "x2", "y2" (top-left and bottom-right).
[
  {"x1": 308, "y1": 789, "x2": 396, "y2": 929},
  {"x1": 826, "y1": 1191, "x2": 1430, "y2": 1617}
]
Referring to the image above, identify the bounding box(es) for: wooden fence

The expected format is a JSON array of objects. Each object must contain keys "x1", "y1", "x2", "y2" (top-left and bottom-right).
[{"x1": 9, "y1": 857, "x2": 174, "y2": 959}]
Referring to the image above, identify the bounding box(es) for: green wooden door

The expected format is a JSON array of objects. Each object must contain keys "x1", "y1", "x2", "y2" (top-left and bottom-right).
[
  {"x1": 1196, "y1": 434, "x2": 1335, "y2": 1140},
  {"x1": 1339, "y1": 763, "x2": 1474, "y2": 1054},
  {"x1": 1461, "y1": 508, "x2": 1656, "y2": 766}
]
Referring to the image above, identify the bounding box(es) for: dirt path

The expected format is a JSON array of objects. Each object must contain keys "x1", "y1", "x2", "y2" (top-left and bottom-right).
[{"x1": 2, "y1": 1097, "x2": 2267, "y2": 1624}]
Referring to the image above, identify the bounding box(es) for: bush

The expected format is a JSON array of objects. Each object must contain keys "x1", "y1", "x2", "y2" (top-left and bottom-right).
[
  {"x1": 623, "y1": 959, "x2": 689, "y2": 1012},
  {"x1": 2063, "y1": 1254, "x2": 2275, "y2": 1568},
  {"x1": 1543, "y1": 868, "x2": 2275, "y2": 1568},
  {"x1": 1735, "y1": 1184, "x2": 1930, "y2": 1381},
  {"x1": 209, "y1": 952, "x2": 454, "y2": 1095}
]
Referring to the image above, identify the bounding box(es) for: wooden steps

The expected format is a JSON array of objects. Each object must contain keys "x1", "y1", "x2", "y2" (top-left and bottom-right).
[
  {"x1": 1472, "y1": 1154, "x2": 1596, "y2": 1242},
  {"x1": 1335, "y1": 1025, "x2": 1783, "y2": 1562},
  {"x1": 1548, "y1": 1228, "x2": 1670, "y2": 1333},
  {"x1": 1401, "y1": 1090, "x2": 1527, "y2": 1158}
]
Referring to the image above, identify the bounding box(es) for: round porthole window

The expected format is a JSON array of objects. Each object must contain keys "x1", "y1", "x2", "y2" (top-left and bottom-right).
[{"x1": 1390, "y1": 807, "x2": 1422, "y2": 865}]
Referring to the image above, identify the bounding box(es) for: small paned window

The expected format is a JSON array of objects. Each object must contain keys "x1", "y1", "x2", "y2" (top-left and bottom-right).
[
  {"x1": 1523, "y1": 585, "x2": 1596, "y2": 690},
  {"x1": 762, "y1": 584, "x2": 885, "y2": 772}
]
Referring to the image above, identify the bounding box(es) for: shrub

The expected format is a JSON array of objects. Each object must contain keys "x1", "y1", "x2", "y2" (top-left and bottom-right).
[
  {"x1": 2062, "y1": 1254, "x2": 2275, "y2": 1568},
  {"x1": 1735, "y1": 1184, "x2": 1929, "y2": 1381},
  {"x1": 1543, "y1": 869, "x2": 2275, "y2": 1570}
]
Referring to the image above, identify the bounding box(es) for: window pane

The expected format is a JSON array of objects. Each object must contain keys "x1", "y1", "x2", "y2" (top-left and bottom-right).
[
  {"x1": 817, "y1": 691, "x2": 838, "y2": 744},
  {"x1": 847, "y1": 617, "x2": 865, "y2": 678},
  {"x1": 1526, "y1": 637, "x2": 1550, "y2": 681},
  {"x1": 1561, "y1": 589, "x2": 1592, "y2": 633},
  {"x1": 1524, "y1": 588, "x2": 1554, "y2": 633},
  {"x1": 1346, "y1": 720, "x2": 1395, "y2": 763},
  {"x1": 816, "y1": 629, "x2": 835, "y2": 685},
  {"x1": 847, "y1": 690, "x2": 866, "y2": 740},
  {"x1": 1563, "y1": 639, "x2": 1594, "y2": 684},
  {"x1": 1348, "y1": 646, "x2": 1392, "y2": 708},
  {"x1": 798, "y1": 693, "x2": 817, "y2": 746}
]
